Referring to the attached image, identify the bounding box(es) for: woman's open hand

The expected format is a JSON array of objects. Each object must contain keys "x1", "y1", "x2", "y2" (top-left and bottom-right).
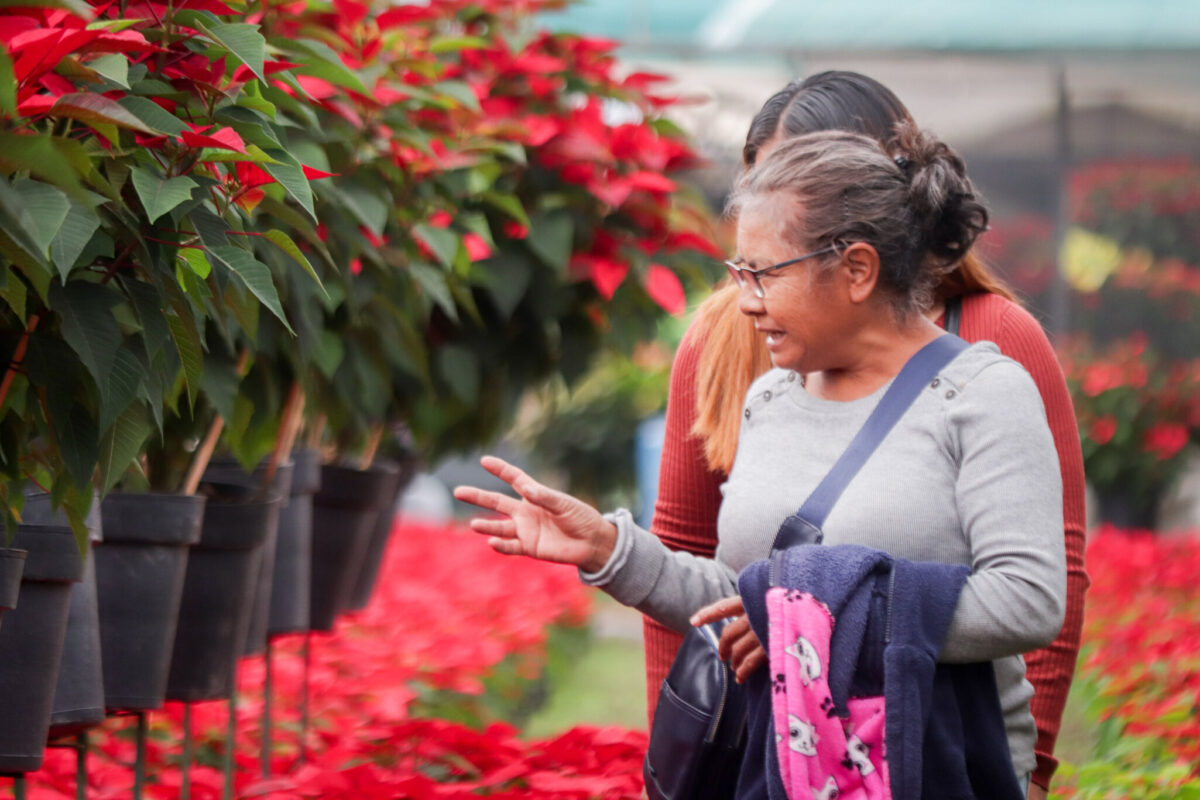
[
  {"x1": 453, "y1": 455, "x2": 617, "y2": 572},
  {"x1": 690, "y1": 595, "x2": 766, "y2": 684}
]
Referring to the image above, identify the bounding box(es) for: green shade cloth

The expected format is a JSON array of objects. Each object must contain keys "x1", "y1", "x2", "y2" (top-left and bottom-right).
[{"x1": 543, "y1": 0, "x2": 1200, "y2": 52}]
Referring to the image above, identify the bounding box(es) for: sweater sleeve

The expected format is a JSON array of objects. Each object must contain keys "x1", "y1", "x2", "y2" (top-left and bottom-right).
[
  {"x1": 939, "y1": 359, "x2": 1067, "y2": 663},
  {"x1": 641, "y1": 323, "x2": 726, "y2": 724},
  {"x1": 962, "y1": 295, "x2": 1089, "y2": 789}
]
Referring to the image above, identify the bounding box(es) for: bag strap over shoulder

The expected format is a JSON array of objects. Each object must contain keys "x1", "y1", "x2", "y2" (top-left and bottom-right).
[
  {"x1": 772, "y1": 334, "x2": 969, "y2": 551},
  {"x1": 944, "y1": 294, "x2": 963, "y2": 336}
]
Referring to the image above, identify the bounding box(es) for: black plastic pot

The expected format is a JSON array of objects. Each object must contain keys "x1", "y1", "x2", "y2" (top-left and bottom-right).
[
  {"x1": 0, "y1": 525, "x2": 84, "y2": 773},
  {"x1": 165, "y1": 484, "x2": 279, "y2": 702},
  {"x1": 202, "y1": 460, "x2": 292, "y2": 656},
  {"x1": 346, "y1": 456, "x2": 418, "y2": 612},
  {"x1": 268, "y1": 449, "x2": 320, "y2": 637},
  {"x1": 309, "y1": 462, "x2": 399, "y2": 631},
  {"x1": 97, "y1": 493, "x2": 205, "y2": 711},
  {"x1": 22, "y1": 491, "x2": 106, "y2": 739},
  {"x1": 0, "y1": 548, "x2": 26, "y2": 633}
]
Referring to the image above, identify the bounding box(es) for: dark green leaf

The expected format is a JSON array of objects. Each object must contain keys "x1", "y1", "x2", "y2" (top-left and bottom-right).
[
  {"x1": 50, "y1": 201, "x2": 102, "y2": 280},
  {"x1": 337, "y1": 183, "x2": 389, "y2": 235},
  {"x1": 313, "y1": 330, "x2": 344, "y2": 378},
  {"x1": 201, "y1": 352, "x2": 240, "y2": 422},
  {"x1": 53, "y1": 401, "x2": 100, "y2": 488},
  {"x1": 0, "y1": 268, "x2": 26, "y2": 321},
  {"x1": 164, "y1": 284, "x2": 204, "y2": 410},
  {"x1": 13, "y1": 179, "x2": 70, "y2": 256},
  {"x1": 121, "y1": 277, "x2": 171, "y2": 361},
  {"x1": 0, "y1": 178, "x2": 52, "y2": 296},
  {"x1": 262, "y1": 149, "x2": 315, "y2": 221},
  {"x1": 263, "y1": 229, "x2": 325, "y2": 295},
  {"x1": 97, "y1": 347, "x2": 144, "y2": 435},
  {"x1": 51, "y1": 93, "x2": 160, "y2": 134},
  {"x1": 53, "y1": 280, "x2": 122, "y2": 392},
  {"x1": 413, "y1": 224, "x2": 458, "y2": 268},
  {"x1": 97, "y1": 406, "x2": 151, "y2": 492},
  {"x1": 208, "y1": 245, "x2": 293, "y2": 333},
  {"x1": 131, "y1": 168, "x2": 197, "y2": 224},
  {"x1": 196, "y1": 21, "x2": 266, "y2": 82},
  {"x1": 437, "y1": 346, "x2": 480, "y2": 405},
  {"x1": 409, "y1": 262, "x2": 458, "y2": 321},
  {"x1": 117, "y1": 96, "x2": 188, "y2": 135},
  {"x1": 527, "y1": 211, "x2": 574, "y2": 270},
  {"x1": 469, "y1": 251, "x2": 531, "y2": 320},
  {"x1": 483, "y1": 192, "x2": 531, "y2": 227},
  {"x1": 187, "y1": 205, "x2": 231, "y2": 249},
  {"x1": 0, "y1": 132, "x2": 84, "y2": 200}
]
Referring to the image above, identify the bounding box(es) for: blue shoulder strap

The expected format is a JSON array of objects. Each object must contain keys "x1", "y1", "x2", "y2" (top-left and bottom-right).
[{"x1": 772, "y1": 334, "x2": 969, "y2": 551}]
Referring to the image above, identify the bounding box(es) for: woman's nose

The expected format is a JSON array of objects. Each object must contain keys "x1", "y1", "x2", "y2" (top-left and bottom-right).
[{"x1": 737, "y1": 282, "x2": 765, "y2": 316}]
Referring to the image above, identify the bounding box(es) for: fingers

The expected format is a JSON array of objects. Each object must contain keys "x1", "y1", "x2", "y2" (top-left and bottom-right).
[
  {"x1": 452, "y1": 484, "x2": 520, "y2": 516},
  {"x1": 689, "y1": 595, "x2": 745, "y2": 627},
  {"x1": 717, "y1": 614, "x2": 751, "y2": 661},
  {"x1": 466, "y1": 518, "x2": 516, "y2": 538},
  {"x1": 734, "y1": 644, "x2": 767, "y2": 684}
]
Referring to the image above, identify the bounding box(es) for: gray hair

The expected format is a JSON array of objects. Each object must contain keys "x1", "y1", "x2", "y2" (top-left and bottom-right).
[{"x1": 726, "y1": 123, "x2": 988, "y2": 318}]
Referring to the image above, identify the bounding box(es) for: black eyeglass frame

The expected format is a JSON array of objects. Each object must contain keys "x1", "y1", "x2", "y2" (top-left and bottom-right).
[{"x1": 723, "y1": 244, "x2": 839, "y2": 298}]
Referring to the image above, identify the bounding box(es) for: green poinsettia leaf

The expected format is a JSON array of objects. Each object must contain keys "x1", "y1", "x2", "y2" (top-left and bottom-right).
[
  {"x1": 97, "y1": 406, "x2": 152, "y2": 492},
  {"x1": 117, "y1": 96, "x2": 188, "y2": 136},
  {"x1": 97, "y1": 347, "x2": 146, "y2": 436},
  {"x1": 51, "y1": 93, "x2": 161, "y2": 135},
  {"x1": 50, "y1": 201, "x2": 103, "y2": 280},
  {"x1": 130, "y1": 168, "x2": 197, "y2": 224},
  {"x1": 86, "y1": 53, "x2": 130, "y2": 89},
  {"x1": 263, "y1": 229, "x2": 326, "y2": 296},
  {"x1": 195, "y1": 20, "x2": 266, "y2": 83},
  {"x1": 261, "y1": 150, "x2": 316, "y2": 222},
  {"x1": 208, "y1": 245, "x2": 293, "y2": 333},
  {"x1": 51, "y1": 280, "x2": 122, "y2": 391}
]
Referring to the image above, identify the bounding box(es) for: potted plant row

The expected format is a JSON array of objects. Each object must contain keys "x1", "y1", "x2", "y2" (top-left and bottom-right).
[{"x1": 0, "y1": 0, "x2": 722, "y2": 777}]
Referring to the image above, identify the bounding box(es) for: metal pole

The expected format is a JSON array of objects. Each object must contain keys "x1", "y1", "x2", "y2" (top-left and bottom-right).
[
  {"x1": 12, "y1": 776, "x2": 25, "y2": 800},
  {"x1": 133, "y1": 713, "x2": 147, "y2": 800},
  {"x1": 1050, "y1": 61, "x2": 1073, "y2": 338},
  {"x1": 300, "y1": 631, "x2": 310, "y2": 764},
  {"x1": 75, "y1": 733, "x2": 87, "y2": 800},
  {"x1": 262, "y1": 638, "x2": 273, "y2": 778},
  {"x1": 181, "y1": 704, "x2": 192, "y2": 800},
  {"x1": 224, "y1": 692, "x2": 235, "y2": 800}
]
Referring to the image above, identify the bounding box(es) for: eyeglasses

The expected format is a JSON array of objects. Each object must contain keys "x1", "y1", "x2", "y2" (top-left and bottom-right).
[{"x1": 724, "y1": 245, "x2": 838, "y2": 298}]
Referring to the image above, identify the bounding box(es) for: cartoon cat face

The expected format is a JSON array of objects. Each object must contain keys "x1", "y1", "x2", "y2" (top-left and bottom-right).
[
  {"x1": 784, "y1": 634, "x2": 822, "y2": 685},
  {"x1": 843, "y1": 733, "x2": 875, "y2": 776},
  {"x1": 787, "y1": 713, "x2": 819, "y2": 756},
  {"x1": 811, "y1": 775, "x2": 839, "y2": 800}
]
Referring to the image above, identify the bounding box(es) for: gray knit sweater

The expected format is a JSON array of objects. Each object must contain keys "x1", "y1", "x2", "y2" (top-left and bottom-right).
[{"x1": 581, "y1": 341, "x2": 1066, "y2": 778}]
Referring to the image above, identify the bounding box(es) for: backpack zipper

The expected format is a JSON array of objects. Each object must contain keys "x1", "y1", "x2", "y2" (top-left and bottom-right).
[{"x1": 701, "y1": 623, "x2": 729, "y2": 743}]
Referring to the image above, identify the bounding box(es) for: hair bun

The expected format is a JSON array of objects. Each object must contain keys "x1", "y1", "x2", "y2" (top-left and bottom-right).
[{"x1": 887, "y1": 121, "x2": 988, "y2": 268}]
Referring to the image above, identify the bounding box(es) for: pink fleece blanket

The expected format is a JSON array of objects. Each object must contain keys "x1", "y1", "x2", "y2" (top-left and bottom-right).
[{"x1": 766, "y1": 587, "x2": 891, "y2": 800}]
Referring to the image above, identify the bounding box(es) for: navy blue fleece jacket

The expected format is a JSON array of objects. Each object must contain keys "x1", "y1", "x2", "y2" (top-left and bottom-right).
[{"x1": 737, "y1": 544, "x2": 1025, "y2": 800}]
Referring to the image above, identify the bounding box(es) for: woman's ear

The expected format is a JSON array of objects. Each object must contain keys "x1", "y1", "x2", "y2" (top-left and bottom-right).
[{"x1": 839, "y1": 242, "x2": 881, "y2": 304}]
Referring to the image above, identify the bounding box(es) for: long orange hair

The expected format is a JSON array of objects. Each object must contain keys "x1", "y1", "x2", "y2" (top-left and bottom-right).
[{"x1": 692, "y1": 252, "x2": 1015, "y2": 475}]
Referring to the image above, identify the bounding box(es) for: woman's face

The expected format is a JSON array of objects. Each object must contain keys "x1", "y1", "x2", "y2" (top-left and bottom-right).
[{"x1": 734, "y1": 196, "x2": 849, "y2": 374}]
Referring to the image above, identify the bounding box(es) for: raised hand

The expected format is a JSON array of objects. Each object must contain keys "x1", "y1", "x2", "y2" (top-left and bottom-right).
[{"x1": 452, "y1": 455, "x2": 618, "y2": 573}]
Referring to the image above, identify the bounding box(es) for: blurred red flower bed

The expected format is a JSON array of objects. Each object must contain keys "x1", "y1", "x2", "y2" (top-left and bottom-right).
[
  {"x1": 23, "y1": 518, "x2": 650, "y2": 799},
  {"x1": 1080, "y1": 527, "x2": 1200, "y2": 768}
]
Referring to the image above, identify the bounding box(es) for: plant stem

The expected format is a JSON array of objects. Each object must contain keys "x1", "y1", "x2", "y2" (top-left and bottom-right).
[
  {"x1": 0, "y1": 314, "x2": 40, "y2": 412},
  {"x1": 180, "y1": 350, "x2": 250, "y2": 494},
  {"x1": 306, "y1": 415, "x2": 327, "y2": 450},
  {"x1": 262, "y1": 382, "x2": 304, "y2": 492},
  {"x1": 358, "y1": 423, "x2": 384, "y2": 470}
]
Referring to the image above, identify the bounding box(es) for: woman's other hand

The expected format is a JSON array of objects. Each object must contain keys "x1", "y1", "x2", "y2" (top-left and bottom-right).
[
  {"x1": 690, "y1": 595, "x2": 766, "y2": 684},
  {"x1": 453, "y1": 455, "x2": 617, "y2": 572}
]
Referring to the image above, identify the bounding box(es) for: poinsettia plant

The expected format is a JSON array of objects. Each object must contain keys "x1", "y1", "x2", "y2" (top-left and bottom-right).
[
  {"x1": 1057, "y1": 334, "x2": 1200, "y2": 520},
  {"x1": 0, "y1": 0, "x2": 722, "y2": 532}
]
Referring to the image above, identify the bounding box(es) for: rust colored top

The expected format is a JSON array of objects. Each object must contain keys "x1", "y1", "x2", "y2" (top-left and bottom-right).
[{"x1": 643, "y1": 291, "x2": 1088, "y2": 790}]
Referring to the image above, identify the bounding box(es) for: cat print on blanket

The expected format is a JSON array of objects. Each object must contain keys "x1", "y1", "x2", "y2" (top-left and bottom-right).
[
  {"x1": 812, "y1": 776, "x2": 840, "y2": 800},
  {"x1": 785, "y1": 634, "x2": 822, "y2": 686},
  {"x1": 788, "y1": 714, "x2": 820, "y2": 755}
]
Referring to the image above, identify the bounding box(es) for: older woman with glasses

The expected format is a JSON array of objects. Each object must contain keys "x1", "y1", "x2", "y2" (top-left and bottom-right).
[{"x1": 455, "y1": 120, "x2": 1065, "y2": 797}]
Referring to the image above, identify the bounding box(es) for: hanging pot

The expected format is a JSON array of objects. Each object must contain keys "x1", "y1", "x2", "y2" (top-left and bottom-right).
[
  {"x1": 165, "y1": 483, "x2": 279, "y2": 702},
  {"x1": 1096, "y1": 489, "x2": 1160, "y2": 531},
  {"x1": 268, "y1": 448, "x2": 320, "y2": 638},
  {"x1": 345, "y1": 455, "x2": 419, "y2": 612},
  {"x1": 309, "y1": 462, "x2": 398, "y2": 631},
  {"x1": 202, "y1": 459, "x2": 292, "y2": 656},
  {"x1": 0, "y1": 525, "x2": 84, "y2": 773},
  {"x1": 22, "y1": 491, "x2": 106, "y2": 740},
  {"x1": 97, "y1": 493, "x2": 205, "y2": 711},
  {"x1": 0, "y1": 547, "x2": 26, "y2": 633}
]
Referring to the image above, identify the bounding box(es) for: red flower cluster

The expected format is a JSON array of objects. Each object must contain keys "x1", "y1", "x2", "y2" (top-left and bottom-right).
[
  {"x1": 22, "y1": 518, "x2": 654, "y2": 798},
  {"x1": 1080, "y1": 528, "x2": 1200, "y2": 769}
]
